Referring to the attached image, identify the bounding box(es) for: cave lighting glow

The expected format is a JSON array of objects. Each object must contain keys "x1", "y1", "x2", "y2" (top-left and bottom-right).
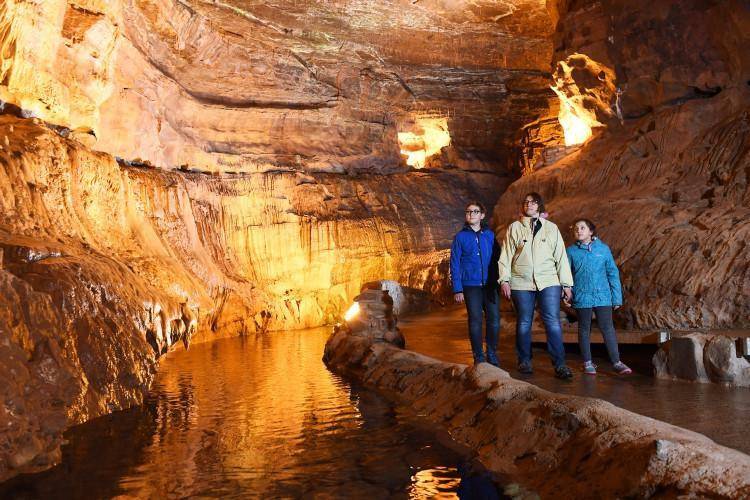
[
  {"x1": 343, "y1": 302, "x2": 360, "y2": 322},
  {"x1": 551, "y1": 86, "x2": 594, "y2": 146},
  {"x1": 398, "y1": 117, "x2": 451, "y2": 168}
]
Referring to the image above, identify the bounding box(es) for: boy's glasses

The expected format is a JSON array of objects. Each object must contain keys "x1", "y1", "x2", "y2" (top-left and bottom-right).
[{"x1": 465, "y1": 210, "x2": 481, "y2": 215}]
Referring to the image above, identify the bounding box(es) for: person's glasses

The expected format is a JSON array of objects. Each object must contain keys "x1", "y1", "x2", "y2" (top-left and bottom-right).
[
  {"x1": 465, "y1": 209, "x2": 481, "y2": 215},
  {"x1": 523, "y1": 200, "x2": 538, "y2": 206}
]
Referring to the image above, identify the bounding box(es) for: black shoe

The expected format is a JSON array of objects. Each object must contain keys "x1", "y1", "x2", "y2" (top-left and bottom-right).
[
  {"x1": 518, "y1": 362, "x2": 533, "y2": 374},
  {"x1": 555, "y1": 365, "x2": 573, "y2": 379}
]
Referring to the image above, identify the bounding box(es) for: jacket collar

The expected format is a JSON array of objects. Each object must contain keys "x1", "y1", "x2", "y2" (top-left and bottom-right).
[
  {"x1": 519, "y1": 215, "x2": 546, "y2": 230},
  {"x1": 462, "y1": 223, "x2": 488, "y2": 232},
  {"x1": 575, "y1": 236, "x2": 598, "y2": 251}
]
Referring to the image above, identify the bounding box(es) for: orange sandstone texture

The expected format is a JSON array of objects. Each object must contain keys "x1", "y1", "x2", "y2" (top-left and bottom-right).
[
  {"x1": 0, "y1": 115, "x2": 502, "y2": 480},
  {"x1": 0, "y1": 0, "x2": 555, "y2": 174},
  {"x1": 497, "y1": 0, "x2": 750, "y2": 329}
]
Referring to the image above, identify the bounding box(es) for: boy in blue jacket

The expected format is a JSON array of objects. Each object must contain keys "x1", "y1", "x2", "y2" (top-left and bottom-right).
[
  {"x1": 566, "y1": 219, "x2": 632, "y2": 375},
  {"x1": 450, "y1": 202, "x2": 501, "y2": 365}
]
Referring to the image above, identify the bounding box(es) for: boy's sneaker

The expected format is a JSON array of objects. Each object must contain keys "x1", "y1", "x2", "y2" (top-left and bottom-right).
[
  {"x1": 554, "y1": 365, "x2": 573, "y2": 379},
  {"x1": 583, "y1": 361, "x2": 597, "y2": 375},
  {"x1": 613, "y1": 362, "x2": 632, "y2": 375},
  {"x1": 518, "y1": 362, "x2": 533, "y2": 374}
]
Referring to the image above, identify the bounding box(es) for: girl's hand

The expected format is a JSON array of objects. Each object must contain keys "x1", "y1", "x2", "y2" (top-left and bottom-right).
[{"x1": 614, "y1": 305, "x2": 621, "y2": 310}]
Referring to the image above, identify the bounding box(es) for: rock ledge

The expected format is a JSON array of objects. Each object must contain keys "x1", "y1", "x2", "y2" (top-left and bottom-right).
[{"x1": 324, "y1": 329, "x2": 750, "y2": 498}]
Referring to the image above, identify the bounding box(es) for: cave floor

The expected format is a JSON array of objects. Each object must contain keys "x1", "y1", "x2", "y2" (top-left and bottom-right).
[{"x1": 401, "y1": 306, "x2": 750, "y2": 455}]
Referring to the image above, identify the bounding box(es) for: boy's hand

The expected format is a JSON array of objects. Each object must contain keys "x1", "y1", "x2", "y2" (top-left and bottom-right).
[{"x1": 454, "y1": 293, "x2": 464, "y2": 304}]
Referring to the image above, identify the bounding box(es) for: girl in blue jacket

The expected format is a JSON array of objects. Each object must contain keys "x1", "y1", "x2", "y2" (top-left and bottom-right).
[
  {"x1": 566, "y1": 219, "x2": 632, "y2": 375},
  {"x1": 450, "y1": 201, "x2": 500, "y2": 366}
]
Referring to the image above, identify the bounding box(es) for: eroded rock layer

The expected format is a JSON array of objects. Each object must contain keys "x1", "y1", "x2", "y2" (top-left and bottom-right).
[
  {"x1": 323, "y1": 329, "x2": 750, "y2": 498},
  {"x1": 0, "y1": 114, "x2": 503, "y2": 479},
  {"x1": 1, "y1": 0, "x2": 554, "y2": 173},
  {"x1": 495, "y1": 0, "x2": 750, "y2": 329}
]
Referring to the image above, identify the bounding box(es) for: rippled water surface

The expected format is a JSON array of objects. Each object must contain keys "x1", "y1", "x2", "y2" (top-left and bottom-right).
[{"x1": 1, "y1": 327, "x2": 499, "y2": 499}]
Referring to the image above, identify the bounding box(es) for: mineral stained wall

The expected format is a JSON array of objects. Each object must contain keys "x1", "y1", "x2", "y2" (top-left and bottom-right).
[
  {"x1": 1, "y1": 0, "x2": 554, "y2": 479},
  {"x1": 0, "y1": 0, "x2": 554, "y2": 174},
  {"x1": 494, "y1": 0, "x2": 750, "y2": 329},
  {"x1": 0, "y1": 114, "x2": 503, "y2": 479}
]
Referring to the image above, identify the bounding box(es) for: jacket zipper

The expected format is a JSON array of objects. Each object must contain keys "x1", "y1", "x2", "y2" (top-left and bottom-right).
[
  {"x1": 530, "y1": 218, "x2": 538, "y2": 289},
  {"x1": 475, "y1": 232, "x2": 485, "y2": 286}
]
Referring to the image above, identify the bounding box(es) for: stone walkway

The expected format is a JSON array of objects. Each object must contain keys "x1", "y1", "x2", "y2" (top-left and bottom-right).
[{"x1": 400, "y1": 307, "x2": 750, "y2": 454}]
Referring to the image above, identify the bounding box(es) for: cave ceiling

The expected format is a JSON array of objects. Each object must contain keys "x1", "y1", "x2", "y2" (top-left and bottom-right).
[{"x1": 3, "y1": 0, "x2": 554, "y2": 174}]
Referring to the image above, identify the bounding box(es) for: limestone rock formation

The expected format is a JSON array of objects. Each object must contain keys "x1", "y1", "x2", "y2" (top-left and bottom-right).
[
  {"x1": 1, "y1": 0, "x2": 555, "y2": 174},
  {"x1": 495, "y1": 0, "x2": 750, "y2": 329},
  {"x1": 654, "y1": 334, "x2": 750, "y2": 387},
  {"x1": 323, "y1": 328, "x2": 750, "y2": 498},
  {"x1": 0, "y1": 114, "x2": 500, "y2": 480}
]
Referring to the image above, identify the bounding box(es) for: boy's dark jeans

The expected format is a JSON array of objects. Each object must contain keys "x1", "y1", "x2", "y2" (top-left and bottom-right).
[{"x1": 463, "y1": 286, "x2": 500, "y2": 364}]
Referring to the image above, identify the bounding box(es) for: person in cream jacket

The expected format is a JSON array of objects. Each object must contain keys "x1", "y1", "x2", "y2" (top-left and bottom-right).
[{"x1": 498, "y1": 192, "x2": 574, "y2": 379}]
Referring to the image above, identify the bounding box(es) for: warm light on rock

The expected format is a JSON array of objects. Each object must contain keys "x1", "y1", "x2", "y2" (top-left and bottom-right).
[
  {"x1": 550, "y1": 54, "x2": 617, "y2": 147},
  {"x1": 398, "y1": 117, "x2": 451, "y2": 168},
  {"x1": 551, "y1": 85, "x2": 594, "y2": 146},
  {"x1": 343, "y1": 302, "x2": 360, "y2": 322}
]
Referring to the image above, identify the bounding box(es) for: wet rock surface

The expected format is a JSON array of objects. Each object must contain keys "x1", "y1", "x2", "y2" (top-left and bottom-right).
[{"x1": 324, "y1": 328, "x2": 750, "y2": 498}]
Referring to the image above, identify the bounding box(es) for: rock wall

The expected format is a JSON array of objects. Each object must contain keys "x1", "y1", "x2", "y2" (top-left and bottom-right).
[
  {"x1": 0, "y1": 0, "x2": 555, "y2": 174},
  {"x1": 494, "y1": 0, "x2": 750, "y2": 329},
  {"x1": 323, "y1": 329, "x2": 750, "y2": 498},
  {"x1": 0, "y1": 114, "x2": 504, "y2": 480},
  {"x1": 654, "y1": 333, "x2": 750, "y2": 387}
]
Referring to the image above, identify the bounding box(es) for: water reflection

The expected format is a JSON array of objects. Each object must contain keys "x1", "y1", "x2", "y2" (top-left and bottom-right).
[{"x1": 0, "y1": 328, "x2": 503, "y2": 499}]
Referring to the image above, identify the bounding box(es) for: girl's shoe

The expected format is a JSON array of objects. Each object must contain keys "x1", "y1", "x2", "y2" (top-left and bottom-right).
[
  {"x1": 613, "y1": 362, "x2": 632, "y2": 375},
  {"x1": 583, "y1": 361, "x2": 597, "y2": 375}
]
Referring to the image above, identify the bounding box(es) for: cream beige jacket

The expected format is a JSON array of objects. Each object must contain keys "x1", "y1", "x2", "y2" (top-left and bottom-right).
[{"x1": 498, "y1": 216, "x2": 573, "y2": 291}]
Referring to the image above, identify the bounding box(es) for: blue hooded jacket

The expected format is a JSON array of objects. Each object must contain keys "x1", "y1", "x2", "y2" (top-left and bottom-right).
[
  {"x1": 566, "y1": 238, "x2": 623, "y2": 308},
  {"x1": 450, "y1": 225, "x2": 498, "y2": 293}
]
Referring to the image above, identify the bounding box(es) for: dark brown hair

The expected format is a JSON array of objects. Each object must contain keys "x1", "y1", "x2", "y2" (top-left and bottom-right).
[
  {"x1": 522, "y1": 192, "x2": 545, "y2": 214},
  {"x1": 574, "y1": 218, "x2": 597, "y2": 236},
  {"x1": 465, "y1": 201, "x2": 486, "y2": 214}
]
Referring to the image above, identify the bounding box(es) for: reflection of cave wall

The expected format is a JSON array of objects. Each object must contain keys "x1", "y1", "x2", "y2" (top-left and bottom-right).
[{"x1": 495, "y1": 0, "x2": 750, "y2": 329}]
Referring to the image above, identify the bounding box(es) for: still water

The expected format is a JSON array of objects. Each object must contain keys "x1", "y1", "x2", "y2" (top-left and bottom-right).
[
  {"x1": 0, "y1": 327, "x2": 500, "y2": 499},
  {"x1": 3, "y1": 307, "x2": 750, "y2": 498}
]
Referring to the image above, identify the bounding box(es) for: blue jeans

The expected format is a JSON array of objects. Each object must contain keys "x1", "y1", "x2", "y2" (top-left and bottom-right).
[
  {"x1": 511, "y1": 286, "x2": 566, "y2": 368},
  {"x1": 463, "y1": 286, "x2": 500, "y2": 364}
]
